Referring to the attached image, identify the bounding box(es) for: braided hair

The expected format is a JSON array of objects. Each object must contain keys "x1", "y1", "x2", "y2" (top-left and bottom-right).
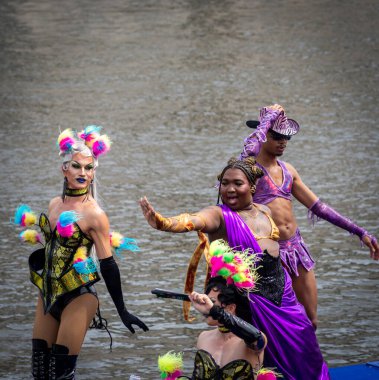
[{"x1": 217, "y1": 157, "x2": 264, "y2": 204}]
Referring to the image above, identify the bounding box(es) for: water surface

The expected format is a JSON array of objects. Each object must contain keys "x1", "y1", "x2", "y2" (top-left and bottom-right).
[{"x1": 0, "y1": 0, "x2": 378, "y2": 378}]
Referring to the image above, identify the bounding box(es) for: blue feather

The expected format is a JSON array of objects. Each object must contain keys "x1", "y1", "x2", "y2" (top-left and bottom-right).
[
  {"x1": 58, "y1": 211, "x2": 81, "y2": 227},
  {"x1": 14, "y1": 204, "x2": 31, "y2": 225},
  {"x1": 115, "y1": 237, "x2": 140, "y2": 255}
]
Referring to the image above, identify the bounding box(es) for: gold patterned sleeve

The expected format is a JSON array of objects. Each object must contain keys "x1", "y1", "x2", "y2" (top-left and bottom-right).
[{"x1": 154, "y1": 212, "x2": 206, "y2": 232}]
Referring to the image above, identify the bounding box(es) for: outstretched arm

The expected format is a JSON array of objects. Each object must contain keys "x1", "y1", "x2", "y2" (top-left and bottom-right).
[
  {"x1": 139, "y1": 196, "x2": 221, "y2": 234},
  {"x1": 290, "y1": 164, "x2": 379, "y2": 260}
]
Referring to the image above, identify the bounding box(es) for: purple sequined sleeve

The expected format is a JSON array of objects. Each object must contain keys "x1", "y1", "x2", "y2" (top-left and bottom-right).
[{"x1": 309, "y1": 199, "x2": 376, "y2": 243}]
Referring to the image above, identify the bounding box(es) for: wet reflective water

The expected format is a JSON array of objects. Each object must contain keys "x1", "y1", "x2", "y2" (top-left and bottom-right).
[{"x1": 1, "y1": 0, "x2": 378, "y2": 378}]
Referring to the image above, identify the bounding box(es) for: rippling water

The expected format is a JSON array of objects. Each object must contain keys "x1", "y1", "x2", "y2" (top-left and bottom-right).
[{"x1": 1, "y1": 0, "x2": 378, "y2": 378}]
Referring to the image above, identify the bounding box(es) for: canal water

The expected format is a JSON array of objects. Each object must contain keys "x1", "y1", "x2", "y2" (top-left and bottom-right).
[{"x1": 0, "y1": 0, "x2": 378, "y2": 378}]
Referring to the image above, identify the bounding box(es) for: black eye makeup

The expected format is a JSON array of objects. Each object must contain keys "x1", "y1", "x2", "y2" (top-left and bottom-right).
[{"x1": 70, "y1": 162, "x2": 94, "y2": 170}]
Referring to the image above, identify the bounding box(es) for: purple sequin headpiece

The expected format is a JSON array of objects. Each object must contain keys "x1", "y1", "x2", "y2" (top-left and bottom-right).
[{"x1": 246, "y1": 108, "x2": 300, "y2": 136}]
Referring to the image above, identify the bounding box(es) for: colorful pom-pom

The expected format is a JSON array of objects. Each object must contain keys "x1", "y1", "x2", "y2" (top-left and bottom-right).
[
  {"x1": 92, "y1": 134, "x2": 111, "y2": 158},
  {"x1": 257, "y1": 368, "x2": 282, "y2": 379},
  {"x1": 56, "y1": 211, "x2": 81, "y2": 237},
  {"x1": 78, "y1": 125, "x2": 102, "y2": 148},
  {"x1": 57, "y1": 129, "x2": 76, "y2": 153},
  {"x1": 72, "y1": 246, "x2": 97, "y2": 274},
  {"x1": 110, "y1": 231, "x2": 140, "y2": 255},
  {"x1": 209, "y1": 239, "x2": 229, "y2": 257},
  {"x1": 208, "y1": 239, "x2": 258, "y2": 291},
  {"x1": 223, "y1": 251, "x2": 235, "y2": 263},
  {"x1": 19, "y1": 229, "x2": 41, "y2": 244},
  {"x1": 73, "y1": 258, "x2": 97, "y2": 275},
  {"x1": 14, "y1": 204, "x2": 37, "y2": 227},
  {"x1": 158, "y1": 351, "x2": 183, "y2": 380},
  {"x1": 73, "y1": 246, "x2": 88, "y2": 262}
]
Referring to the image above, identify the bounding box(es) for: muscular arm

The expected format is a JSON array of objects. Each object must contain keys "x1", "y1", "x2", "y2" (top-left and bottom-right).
[
  {"x1": 86, "y1": 207, "x2": 113, "y2": 259},
  {"x1": 288, "y1": 163, "x2": 379, "y2": 260},
  {"x1": 87, "y1": 205, "x2": 148, "y2": 333},
  {"x1": 287, "y1": 163, "x2": 318, "y2": 208},
  {"x1": 139, "y1": 196, "x2": 222, "y2": 234}
]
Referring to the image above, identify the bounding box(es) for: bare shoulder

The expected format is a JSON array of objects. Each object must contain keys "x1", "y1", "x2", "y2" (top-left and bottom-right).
[
  {"x1": 201, "y1": 205, "x2": 222, "y2": 214},
  {"x1": 48, "y1": 196, "x2": 62, "y2": 212},
  {"x1": 282, "y1": 160, "x2": 296, "y2": 172},
  {"x1": 83, "y1": 201, "x2": 109, "y2": 228},
  {"x1": 283, "y1": 161, "x2": 300, "y2": 177},
  {"x1": 197, "y1": 329, "x2": 213, "y2": 346}
]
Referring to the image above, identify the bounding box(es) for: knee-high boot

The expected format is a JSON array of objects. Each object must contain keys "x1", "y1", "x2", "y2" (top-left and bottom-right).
[
  {"x1": 49, "y1": 344, "x2": 78, "y2": 380},
  {"x1": 32, "y1": 338, "x2": 50, "y2": 380}
]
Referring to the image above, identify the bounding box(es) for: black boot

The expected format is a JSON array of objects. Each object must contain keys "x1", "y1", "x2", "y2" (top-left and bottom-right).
[
  {"x1": 32, "y1": 338, "x2": 50, "y2": 380},
  {"x1": 49, "y1": 344, "x2": 77, "y2": 380}
]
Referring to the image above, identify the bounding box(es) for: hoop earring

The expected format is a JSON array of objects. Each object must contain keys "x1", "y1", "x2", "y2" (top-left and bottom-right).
[
  {"x1": 250, "y1": 185, "x2": 256, "y2": 194},
  {"x1": 62, "y1": 177, "x2": 68, "y2": 201}
]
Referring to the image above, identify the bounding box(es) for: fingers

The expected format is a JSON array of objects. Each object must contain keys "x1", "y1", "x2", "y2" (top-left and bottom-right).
[
  {"x1": 139, "y1": 321, "x2": 149, "y2": 332},
  {"x1": 190, "y1": 292, "x2": 208, "y2": 305},
  {"x1": 372, "y1": 239, "x2": 379, "y2": 260},
  {"x1": 364, "y1": 235, "x2": 379, "y2": 261}
]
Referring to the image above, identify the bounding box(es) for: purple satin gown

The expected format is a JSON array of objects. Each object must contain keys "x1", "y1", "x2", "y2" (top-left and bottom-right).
[{"x1": 220, "y1": 204, "x2": 330, "y2": 380}]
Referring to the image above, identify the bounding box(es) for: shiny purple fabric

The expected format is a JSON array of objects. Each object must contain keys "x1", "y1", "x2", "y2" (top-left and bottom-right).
[
  {"x1": 309, "y1": 199, "x2": 370, "y2": 240},
  {"x1": 220, "y1": 205, "x2": 330, "y2": 380},
  {"x1": 279, "y1": 228, "x2": 315, "y2": 276},
  {"x1": 253, "y1": 160, "x2": 293, "y2": 205}
]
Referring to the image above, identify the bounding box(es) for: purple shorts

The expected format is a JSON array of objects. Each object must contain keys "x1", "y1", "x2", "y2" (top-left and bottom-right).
[{"x1": 279, "y1": 229, "x2": 315, "y2": 276}]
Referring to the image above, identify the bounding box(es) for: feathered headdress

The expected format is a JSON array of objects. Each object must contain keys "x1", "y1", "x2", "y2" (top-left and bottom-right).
[
  {"x1": 208, "y1": 239, "x2": 258, "y2": 291},
  {"x1": 57, "y1": 125, "x2": 111, "y2": 164}
]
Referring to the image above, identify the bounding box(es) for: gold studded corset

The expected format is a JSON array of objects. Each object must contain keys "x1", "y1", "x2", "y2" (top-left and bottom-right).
[{"x1": 29, "y1": 213, "x2": 100, "y2": 313}]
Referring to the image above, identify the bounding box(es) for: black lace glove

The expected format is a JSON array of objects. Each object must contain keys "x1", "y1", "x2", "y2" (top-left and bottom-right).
[
  {"x1": 209, "y1": 305, "x2": 265, "y2": 350},
  {"x1": 100, "y1": 256, "x2": 149, "y2": 333}
]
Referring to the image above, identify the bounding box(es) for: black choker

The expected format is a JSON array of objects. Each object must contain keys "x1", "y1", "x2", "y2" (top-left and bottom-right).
[
  {"x1": 65, "y1": 188, "x2": 89, "y2": 197},
  {"x1": 218, "y1": 326, "x2": 231, "y2": 334}
]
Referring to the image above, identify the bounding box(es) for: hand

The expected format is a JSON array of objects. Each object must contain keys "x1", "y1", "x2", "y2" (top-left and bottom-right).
[
  {"x1": 259, "y1": 104, "x2": 284, "y2": 126},
  {"x1": 361, "y1": 234, "x2": 379, "y2": 261},
  {"x1": 119, "y1": 309, "x2": 149, "y2": 334},
  {"x1": 139, "y1": 196, "x2": 158, "y2": 229},
  {"x1": 189, "y1": 292, "x2": 214, "y2": 316}
]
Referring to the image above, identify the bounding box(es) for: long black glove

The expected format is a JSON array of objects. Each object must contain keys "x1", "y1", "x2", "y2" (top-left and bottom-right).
[
  {"x1": 99, "y1": 256, "x2": 149, "y2": 333},
  {"x1": 209, "y1": 305, "x2": 265, "y2": 351}
]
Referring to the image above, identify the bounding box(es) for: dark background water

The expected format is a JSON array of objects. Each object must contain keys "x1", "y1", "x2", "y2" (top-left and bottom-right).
[{"x1": 0, "y1": 0, "x2": 378, "y2": 378}]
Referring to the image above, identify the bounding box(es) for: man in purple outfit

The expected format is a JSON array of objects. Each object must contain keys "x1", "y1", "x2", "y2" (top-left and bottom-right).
[{"x1": 240, "y1": 104, "x2": 379, "y2": 329}]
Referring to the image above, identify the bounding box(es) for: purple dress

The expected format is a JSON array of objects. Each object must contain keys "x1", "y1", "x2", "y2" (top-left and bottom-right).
[{"x1": 220, "y1": 204, "x2": 330, "y2": 380}]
